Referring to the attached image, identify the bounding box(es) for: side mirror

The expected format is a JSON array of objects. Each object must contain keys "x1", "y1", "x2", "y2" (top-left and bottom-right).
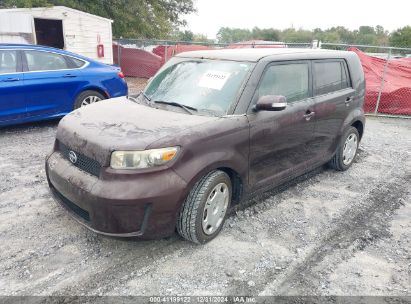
[{"x1": 253, "y1": 95, "x2": 287, "y2": 112}]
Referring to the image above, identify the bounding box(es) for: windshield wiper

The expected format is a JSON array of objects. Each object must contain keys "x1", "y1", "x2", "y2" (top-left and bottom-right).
[
  {"x1": 153, "y1": 100, "x2": 197, "y2": 115},
  {"x1": 128, "y1": 91, "x2": 151, "y2": 105},
  {"x1": 137, "y1": 91, "x2": 152, "y2": 104}
]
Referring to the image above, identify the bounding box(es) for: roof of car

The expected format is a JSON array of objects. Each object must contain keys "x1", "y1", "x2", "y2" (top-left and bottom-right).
[
  {"x1": 176, "y1": 48, "x2": 353, "y2": 62},
  {"x1": 0, "y1": 43, "x2": 93, "y2": 62},
  {"x1": 0, "y1": 43, "x2": 59, "y2": 50}
]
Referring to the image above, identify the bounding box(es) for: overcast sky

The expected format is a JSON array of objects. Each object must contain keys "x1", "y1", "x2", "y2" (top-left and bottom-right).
[{"x1": 184, "y1": 0, "x2": 411, "y2": 39}]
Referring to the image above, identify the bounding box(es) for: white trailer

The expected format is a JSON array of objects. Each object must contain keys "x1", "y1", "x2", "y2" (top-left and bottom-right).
[{"x1": 0, "y1": 6, "x2": 113, "y2": 64}]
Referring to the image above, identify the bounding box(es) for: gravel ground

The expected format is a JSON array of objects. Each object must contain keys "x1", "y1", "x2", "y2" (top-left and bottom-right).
[
  {"x1": 0, "y1": 116, "x2": 410, "y2": 297},
  {"x1": 126, "y1": 77, "x2": 148, "y2": 95}
]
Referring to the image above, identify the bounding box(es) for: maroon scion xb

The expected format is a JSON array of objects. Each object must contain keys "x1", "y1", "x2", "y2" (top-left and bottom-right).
[{"x1": 46, "y1": 48, "x2": 365, "y2": 244}]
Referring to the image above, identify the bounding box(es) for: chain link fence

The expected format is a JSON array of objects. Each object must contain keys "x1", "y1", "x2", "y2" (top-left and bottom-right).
[
  {"x1": 113, "y1": 38, "x2": 312, "y2": 77},
  {"x1": 321, "y1": 43, "x2": 411, "y2": 118},
  {"x1": 114, "y1": 38, "x2": 411, "y2": 118}
]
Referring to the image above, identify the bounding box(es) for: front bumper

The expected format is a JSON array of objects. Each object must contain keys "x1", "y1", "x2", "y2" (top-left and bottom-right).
[{"x1": 45, "y1": 152, "x2": 187, "y2": 238}]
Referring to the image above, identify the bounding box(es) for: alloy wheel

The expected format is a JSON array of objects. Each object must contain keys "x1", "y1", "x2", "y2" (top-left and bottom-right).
[
  {"x1": 81, "y1": 95, "x2": 102, "y2": 107},
  {"x1": 342, "y1": 133, "x2": 358, "y2": 165},
  {"x1": 202, "y1": 182, "x2": 229, "y2": 235}
]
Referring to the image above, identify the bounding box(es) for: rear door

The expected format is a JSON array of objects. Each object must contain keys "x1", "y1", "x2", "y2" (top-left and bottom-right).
[
  {"x1": 248, "y1": 61, "x2": 317, "y2": 190},
  {"x1": 22, "y1": 50, "x2": 85, "y2": 117},
  {"x1": 0, "y1": 49, "x2": 25, "y2": 122},
  {"x1": 311, "y1": 60, "x2": 355, "y2": 161}
]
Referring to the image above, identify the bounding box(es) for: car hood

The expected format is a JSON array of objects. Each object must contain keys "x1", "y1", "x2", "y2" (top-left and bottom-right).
[{"x1": 56, "y1": 97, "x2": 219, "y2": 165}]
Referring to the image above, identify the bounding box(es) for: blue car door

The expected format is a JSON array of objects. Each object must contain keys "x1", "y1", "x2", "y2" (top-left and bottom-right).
[
  {"x1": 0, "y1": 49, "x2": 26, "y2": 123},
  {"x1": 22, "y1": 50, "x2": 85, "y2": 117}
]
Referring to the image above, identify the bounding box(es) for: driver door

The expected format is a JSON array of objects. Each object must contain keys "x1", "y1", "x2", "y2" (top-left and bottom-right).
[{"x1": 248, "y1": 61, "x2": 317, "y2": 190}]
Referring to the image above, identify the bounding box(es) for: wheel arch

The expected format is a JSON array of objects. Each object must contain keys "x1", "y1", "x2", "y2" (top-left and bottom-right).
[
  {"x1": 79, "y1": 86, "x2": 110, "y2": 99},
  {"x1": 181, "y1": 163, "x2": 246, "y2": 208},
  {"x1": 339, "y1": 108, "x2": 365, "y2": 140},
  {"x1": 73, "y1": 87, "x2": 110, "y2": 110},
  {"x1": 217, "y1": 167, "x2": 243, "y2": 206},
  {"x1": 351, "y1": 120, "x2": 364, "y2": 140}
]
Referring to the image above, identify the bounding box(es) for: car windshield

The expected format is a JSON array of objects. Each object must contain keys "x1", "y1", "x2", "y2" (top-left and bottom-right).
[{"x1": 143, "y1": 58, "x2": 254, "y2": 115}]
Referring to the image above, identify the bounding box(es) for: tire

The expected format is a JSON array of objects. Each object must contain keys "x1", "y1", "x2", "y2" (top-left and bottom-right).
[
  {"x1": 74, "y1": 90, "x2": 106, "y2": 109},
  {"x1": 177, "y1": 170, "x2": 232, "y2": 244},
  {"x1": 328, "y1": 126, "x2": 360, "y2": 171}
]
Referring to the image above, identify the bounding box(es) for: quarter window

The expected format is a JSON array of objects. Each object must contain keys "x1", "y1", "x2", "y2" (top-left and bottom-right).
[
  {"x1": 257, "y1": 63, "x2": 309, "y2": 103},
  {"x1": 69, "y1": 57, "x2": 86, "y2": 68},
  {"x1": 314, "y1": 61, "x2": 350, "y2": 95},
  {"x1": 24, "y1": 50, "x2": 69, "y2": 71},
  {"x1": 0, "y1": 50, "x2": 18, "y2": 74}
]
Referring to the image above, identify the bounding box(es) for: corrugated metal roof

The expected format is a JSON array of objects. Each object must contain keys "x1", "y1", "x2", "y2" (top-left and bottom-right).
[{"x1": 0, "y1": 6, "x2": 113, "y2": 23}]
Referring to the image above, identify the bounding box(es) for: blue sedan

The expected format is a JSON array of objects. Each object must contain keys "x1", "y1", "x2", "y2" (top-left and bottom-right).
[{"x1": 0, "y1": 44, "x2": 128, "y2": 126}]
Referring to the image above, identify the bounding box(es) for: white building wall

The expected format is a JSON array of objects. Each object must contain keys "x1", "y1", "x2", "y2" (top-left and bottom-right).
[{"x1": 0, "y1": 7, "x2": 113, "y2": 64}]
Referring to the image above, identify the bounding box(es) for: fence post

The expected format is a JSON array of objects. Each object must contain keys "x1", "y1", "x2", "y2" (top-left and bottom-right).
[
  {"x1": 165, "y1": 41, "x2": 168, "y2": 63},
  {"x1": 118, "y1": 38, "x2": 122, "y2": 67},
  {"x1": 374, "y1": 48, "x2": 391, "y2": 114}
]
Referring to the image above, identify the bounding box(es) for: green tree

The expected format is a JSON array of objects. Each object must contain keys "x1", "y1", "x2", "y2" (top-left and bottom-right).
[
  {"x1": 215, "y1": 25, "x2": 399, "y2": 47},
  {"x1": 390, "y1": 26, "x2": 411, "y2": 48},
  {"x1": 172, "y1": 30, "x2": 194, "y2": 41},
  {"x1": 0, "y1": 0, "x2": 196, "y2": 38},
  {"x1": 192, "y1": 33, "x2": 213, "y2": 43},
  {"x1": 280, "y1": 28, "x2": 312, "y2": 43},
  {"x1": 251, "y1": 27, "x2": 280, "y2": 41},
  {"x1": 216, "y1": 27, "x2": 252, "y2": 43}
]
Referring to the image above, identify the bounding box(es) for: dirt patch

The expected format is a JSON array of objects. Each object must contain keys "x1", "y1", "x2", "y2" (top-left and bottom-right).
[{"x1": 0, "y1": 117, "x2": 410, "y2": 296}]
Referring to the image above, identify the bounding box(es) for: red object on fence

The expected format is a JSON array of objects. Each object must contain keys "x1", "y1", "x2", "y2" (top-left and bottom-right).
[
  {"x1": 113, "y1": 43, "x2": 162, "y2": 78},
  {"x1": 153, "y1": 44, "x2": 213, "y2": 65},
  {"x1": 348, "y1": 47, "x2": 411, "y2": 115}
]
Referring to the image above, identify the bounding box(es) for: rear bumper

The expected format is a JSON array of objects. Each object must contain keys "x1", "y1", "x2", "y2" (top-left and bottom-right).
[{"x1": 45, "y1": 152, "x2": 187, "y2": 238}]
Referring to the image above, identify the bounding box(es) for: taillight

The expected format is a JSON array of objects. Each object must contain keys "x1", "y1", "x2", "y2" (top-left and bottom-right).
[{"x1": 117, "y1": 71, "x2": 125, "y2": 78}]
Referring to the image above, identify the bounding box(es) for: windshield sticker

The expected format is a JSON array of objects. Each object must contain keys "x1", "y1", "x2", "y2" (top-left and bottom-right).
[{"x1": 198, "y1": 70, "x2": 231, "y2": 90}]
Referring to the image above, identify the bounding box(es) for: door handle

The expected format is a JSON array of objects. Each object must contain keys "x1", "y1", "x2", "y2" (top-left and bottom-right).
[
  {"x1": 345, "y1": 96, "x2": 354, "y2": 105},
  {"x1": 63, "y1": 74, "x2": 77, "y2": 78},
  {"x1": 303, "y1": 110, "x2": 315, "y2": 121},
  {"x1": 2, "y1": 77, "x2": 20, "y2": 82}
]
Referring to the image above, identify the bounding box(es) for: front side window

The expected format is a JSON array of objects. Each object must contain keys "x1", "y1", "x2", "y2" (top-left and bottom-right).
[
  {"x1": 0, "y1": 50, "x2": 18, "y2": 74},
  {"x1": 256, "y1": 63, "x2": 309, "y2": 103},
  {"x1": 314, "y1": 61, "x2": 350, "y2": 95},
  {"x1": 144, "y1": 58, "x2": 254, "y2": 115},
  {"x1": 24, "y1": 50, "x2": 69, "y2": 71}
]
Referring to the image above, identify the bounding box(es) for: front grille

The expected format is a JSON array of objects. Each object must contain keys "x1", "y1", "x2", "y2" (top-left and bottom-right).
[
  {"x1": 59, "y1": 141, "x2": 101, "y2": 177},
  {"x1": 53, "y1": 188, "x2": 90, "y2": 222}
]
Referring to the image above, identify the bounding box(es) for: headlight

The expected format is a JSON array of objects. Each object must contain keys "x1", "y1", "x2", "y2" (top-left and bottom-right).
[{"x1": 110, "y1": 147, "x2": 179, "y2": 169}]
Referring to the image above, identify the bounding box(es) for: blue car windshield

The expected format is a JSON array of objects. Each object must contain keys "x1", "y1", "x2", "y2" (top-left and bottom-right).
[{"x1": 144, "y1": 58, "x2": 254, "y2": 115}]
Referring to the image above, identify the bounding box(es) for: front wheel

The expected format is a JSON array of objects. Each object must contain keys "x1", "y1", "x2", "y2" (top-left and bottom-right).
[
  {"x1": 177, "y1": 170, "x2": 232, "y2": 244},
  {"x1": 328, "y1": 126, "x2": 360, "y2": 171},
  {"x1": 74, "y1": 90, "x2": 105, "y2": 109}
]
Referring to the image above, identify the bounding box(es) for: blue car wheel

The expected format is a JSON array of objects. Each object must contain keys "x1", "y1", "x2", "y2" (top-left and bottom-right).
[{"x1": 74, "y1": 90, "x2": 106, "y2": 109}]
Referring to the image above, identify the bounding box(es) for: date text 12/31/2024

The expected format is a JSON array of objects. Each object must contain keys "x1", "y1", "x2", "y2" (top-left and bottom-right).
[{"x1": 149, "y1": 296, "x2": 256, "y2": 303}]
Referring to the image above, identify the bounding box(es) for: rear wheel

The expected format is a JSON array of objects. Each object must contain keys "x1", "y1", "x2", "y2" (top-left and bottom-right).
[
  {"x1": 74, "y1": 90, "x2": 105, "y2": 109},
  {"x1": 177, "y1": 170, "x2": 232, "y2": 244},
  {"x1": 328, "y1": 126, "x2": 360, "y2": 171}
]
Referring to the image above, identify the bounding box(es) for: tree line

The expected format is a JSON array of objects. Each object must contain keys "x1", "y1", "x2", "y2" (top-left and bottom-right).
[
  {"x1": 213, "y1": 26, "x2": 411, "y2": 48},
  {"x1": 1, "y1": 0, "x2": 410, "y2": 47}
]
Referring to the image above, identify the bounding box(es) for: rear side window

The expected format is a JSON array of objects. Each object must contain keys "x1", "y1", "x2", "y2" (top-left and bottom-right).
[
  {"x1": 0, "y1": 50, "x2": 18, "y2": 74},
  {"x1": 314, "y1": 61, "x2": 350, "y2": 95},
  {"x1": 68, "y1": 56, "x2": 86, "y2": 68},
  {"x1": 257, "y1": 63, "x2": 309, "y2": 103},
  {"x1": 24, "y1": 50, "x2": 69, "y2": 71}
]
